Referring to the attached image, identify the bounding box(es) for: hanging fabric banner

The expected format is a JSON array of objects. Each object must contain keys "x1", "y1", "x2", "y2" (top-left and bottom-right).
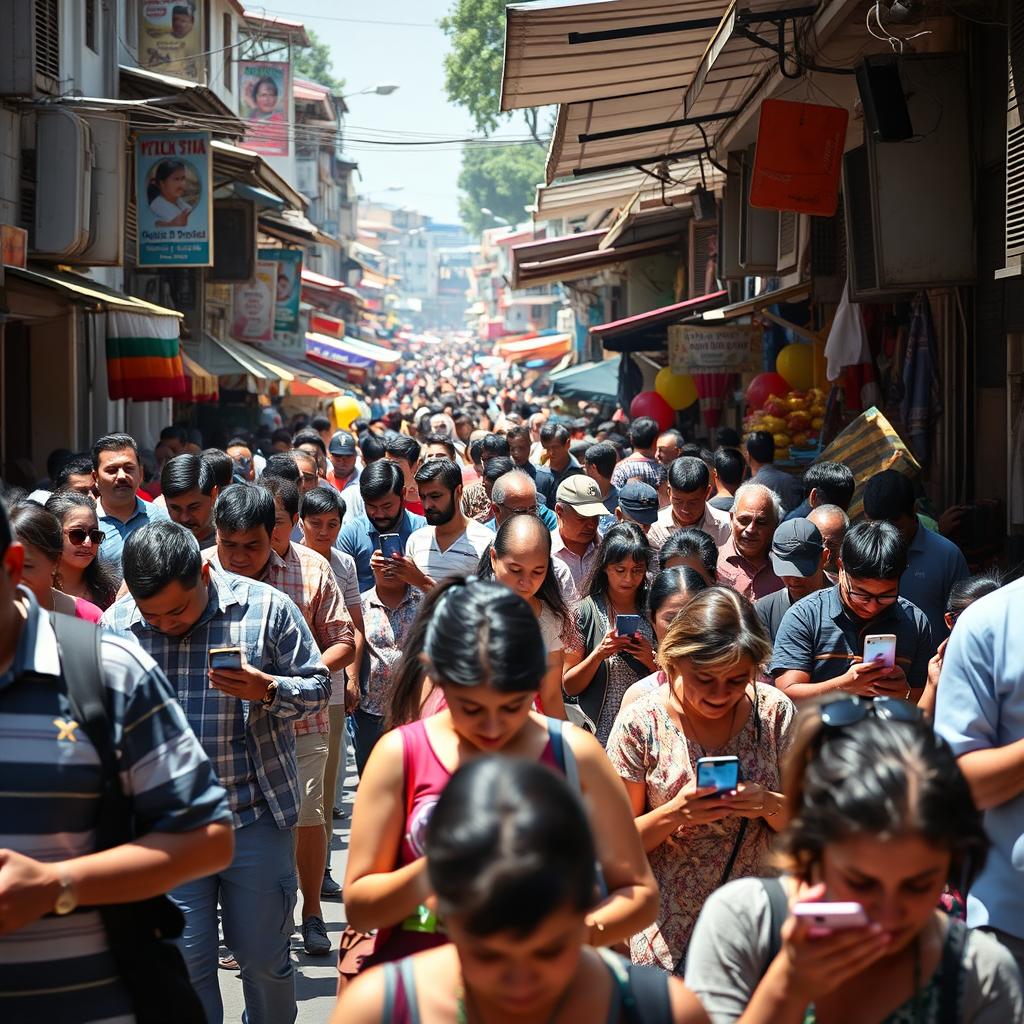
[{"x1": 106, "y1": 311, "x2": 186, "y2": 400}]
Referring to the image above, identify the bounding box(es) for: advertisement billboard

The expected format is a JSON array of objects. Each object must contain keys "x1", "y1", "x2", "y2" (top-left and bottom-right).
[
  {"x1": 259, "y1": 248, "x2": 303, "y2": 333},
  {"x1": 140, "y1": 1, "x2": 203, "y2": 82},
  {"x1": 239, "y1": 61, "x2": 290, "y2": 156},
  {"x1": 231, "y1": 260, "x2": 277, "y2": 342}
]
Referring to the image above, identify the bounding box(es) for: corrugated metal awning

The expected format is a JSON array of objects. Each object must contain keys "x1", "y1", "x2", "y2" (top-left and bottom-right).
[
  {"x1": 536, "y1": 164, "x2": 698, "y2": 220},
  {"x1": 501, "y1": 0, "x2": 732, "y2": 111},
  {"x1": 591, "y1": 290, "x2": 729, "y2": 350}
]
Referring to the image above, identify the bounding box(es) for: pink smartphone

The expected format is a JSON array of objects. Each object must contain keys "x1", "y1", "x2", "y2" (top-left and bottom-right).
[{"x1": 793, "y1": 901, "x2": 869, "y2": 932}]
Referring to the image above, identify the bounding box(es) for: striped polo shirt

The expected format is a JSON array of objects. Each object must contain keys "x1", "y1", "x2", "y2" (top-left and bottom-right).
[{"x1": 0, "y1": 588, "x2": 231, "y2": 1023}]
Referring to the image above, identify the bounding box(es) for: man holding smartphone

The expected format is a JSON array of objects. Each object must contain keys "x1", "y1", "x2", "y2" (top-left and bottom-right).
[
  {"x1": 102, "y1": 519, "x2": 330, "y2": 1024},
  {"x1": 770, "y1": 521, "x2": 932, "y2": 703}
]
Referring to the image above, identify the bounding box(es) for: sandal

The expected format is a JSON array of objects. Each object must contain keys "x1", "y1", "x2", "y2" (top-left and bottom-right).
[{"x1": 218, "y1": 953, "x2": 240, "y2": 971}]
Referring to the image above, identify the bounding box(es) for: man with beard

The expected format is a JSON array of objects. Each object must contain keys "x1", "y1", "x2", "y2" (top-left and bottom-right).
[
  {"x1": 92, "y1": 432, "x2": 169, "y2": 572},
  {"x1": 404, "y1": 459, "x2": 493, "y2": 589},
  {"x1": 337, "y1": 460, "x2": 426, "y2": 592},
  {"x1": 162, "y1": 452, "x2": 218, "y2": 548}
]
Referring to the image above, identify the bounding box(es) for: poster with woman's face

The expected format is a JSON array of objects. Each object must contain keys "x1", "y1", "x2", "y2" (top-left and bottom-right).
[
  {"x1": 140, "y1": 1, "x2": 202, "y2": 81},
  {"x1": 239, "y1": 61, "x2": 290, "y2": 157},
  {"x1": 231, "y1": 261, "x2": 277, "y2": 342}
]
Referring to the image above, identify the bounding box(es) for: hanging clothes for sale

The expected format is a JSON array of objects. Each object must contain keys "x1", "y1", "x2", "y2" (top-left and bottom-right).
[{"x1": 900, "y1": 292, "x2": 942, "y2": 466}]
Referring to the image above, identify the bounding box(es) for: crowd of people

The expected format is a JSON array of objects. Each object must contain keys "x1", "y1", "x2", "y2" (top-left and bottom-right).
[{"x1": 1, "y1": 388, "x2": 1022, "y2": 1024}]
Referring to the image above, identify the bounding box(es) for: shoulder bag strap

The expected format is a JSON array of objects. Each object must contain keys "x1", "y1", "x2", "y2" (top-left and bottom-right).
[
  {"x1": 760, "y1": 877, "x2": 789, "y2": 971},
  {"x1": 546, "y1": 718, "x2": 583, "y2": 794},
  {"x1": 399, "y1": 958, "x2": 423, "y2": 1024},
  {"x1": 597, "y1": 950, "x2": 671, "y2": 1024},
  {"x1": 938, "y1": 918, "x2": 968, "y2": 1024},
  {"x1": 381, "y1": 962, "x2": 398, "y2": 1022}
]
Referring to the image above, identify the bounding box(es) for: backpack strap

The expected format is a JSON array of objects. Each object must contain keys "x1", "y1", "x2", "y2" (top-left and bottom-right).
[
  {"x1": 760, "y1": 877, "x2": 790, "y2": 972},
  {"x1": 51, "y1": 612, "x2": 111, "y2": 767},
  {"x1": 546, "y1": 718, "x2": 582, "y2": 794},
  {"x1": 938, "y1": 918, "x2": 967, "y2": 1024},
  {"x1": 597, "y1": 949, "x2": 671, "y2": 1024}
]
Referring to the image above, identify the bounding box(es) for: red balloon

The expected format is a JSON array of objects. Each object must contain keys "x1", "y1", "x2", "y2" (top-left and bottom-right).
[
  {"x1": 629, "y1": 390, "x2": 675, "y2": 431},
  {"x1": 745, "y1": 372, "x2": 791, "y2": 411}
]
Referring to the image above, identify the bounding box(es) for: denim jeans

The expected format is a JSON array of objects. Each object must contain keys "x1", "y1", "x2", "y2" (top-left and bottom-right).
[
  {"x1": 171, "y1": 812, "x2": 298, "y2": 1024},
  {"x1": 350, "y1": 707, "x2": 384, "y2": 776}
]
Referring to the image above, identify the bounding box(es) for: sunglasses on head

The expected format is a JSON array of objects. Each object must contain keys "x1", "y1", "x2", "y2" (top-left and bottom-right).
[
  {"x1": 819, "y1": 695, "x2": 923, "y2": 729},
  {"x1": 66, "y1": 527, "x2": 104, "y2": 546}
]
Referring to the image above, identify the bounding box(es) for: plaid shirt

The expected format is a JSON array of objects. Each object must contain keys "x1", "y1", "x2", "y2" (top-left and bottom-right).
[
  {"x1": 101, "y1": 564, "x2": 330, "y2": 829},
  {"x1": 208, "y1": 544, "x2": 353, "y2": 736}
]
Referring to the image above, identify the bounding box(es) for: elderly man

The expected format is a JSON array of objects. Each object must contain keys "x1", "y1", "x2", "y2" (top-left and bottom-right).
[
  {"x1": 486, "y1": 469, "x2": 558, "y2": 532},
  {"x1": 655, "y1": 429, "x2": 684, "y2": 468},
  {"x1": 717, "y1": 482, "x2": 785, "y2": 599},
  {"x1": 754, "y1": 518, "x2": 829, "y2": 640},
  {"x1": 807, "y1": 503, "x2": 849, "y2": 583},
  {"x1": 649, "y1": 456, "x2": 731, "y2": 550},
  {"x1": 552, "y1": 476, "x2": 606, "y2": 590}
]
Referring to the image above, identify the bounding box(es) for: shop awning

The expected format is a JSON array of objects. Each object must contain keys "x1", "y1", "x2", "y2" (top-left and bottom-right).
[
  {"x1": 181, "y1": 334, "x2": 276, "y2": 380},
  {"x1": 504, "y1": 293, "x2": 564, "y2": 306},
  {"x1": 119, "y1": 64, "x2": 245, "y2": 127},
  {"x1": 4, "y1": 266, "x2": 183, "y2": 318},
  {"x1": 501, "y1": 0, "x2": 732, "y2": 111},
  {"x1": 682, "y1": 0, "x2": 819, "y2": 128},
  {"x1": 699, "y1": 281, "x2": 811, "y2": 321},
  {"x1": 259, "y1": 210, "x2": 340, "y2": 248},
  {"x1": 211, "y1": 140, "x2": 306, "y2": 211},
  {"x1": 549, "y1": 355, "x2": 620, "y2": 401},
  {"x1": 261, "y1": 348, "x2": 350, "y2": 396},
  {"x1": 496, "y1": 333, "x2": 573, "y2": 363},
  {"x1": 305, "y1": 332, "x2": 403, "y2": 368},
  {"x1": 591, "y1": 290, "x2": 729, "y2": 351},
  {"x1": 181, "y1": 351, "x2": 219, "y2": 402},
  {"x1": 536, "y1": 166, "x2": 696, "y2": 220}
]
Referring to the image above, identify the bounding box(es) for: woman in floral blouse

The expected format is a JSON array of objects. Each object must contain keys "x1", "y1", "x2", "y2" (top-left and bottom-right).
[{"x1": 606, "y1": 586, "x2": 795, "y2": 974}]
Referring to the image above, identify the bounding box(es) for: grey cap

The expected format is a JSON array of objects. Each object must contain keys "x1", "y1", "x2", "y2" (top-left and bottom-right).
[
  {"x1": 328, "y1": 430, "x2": 357, "y2": 456},
  {"x1": 770, "y1": 518, "x2": 824, "y2": 578},
  {"x1": 618, "y1": 480, "x2": 660, "y2": 526}
]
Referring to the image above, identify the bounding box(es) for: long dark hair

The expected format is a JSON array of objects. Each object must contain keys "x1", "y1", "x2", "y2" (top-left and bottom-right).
[
  {"x1": 45, "y1": 491, "x2": 118, "y2": 608},
  {"x1": 146, "y1": 159, "x2": 186, "y2": 204},
  {"x1": 385, "y1": 577, "x2": 548, "y2": 731},
  {"x1": 583, "y1": 523, "x2": 652, "y2": 608},
  {"x1": 779, "y1": 704, "x2": 989, "y2": 889},
  {"x1": 427, "y1": 757, "x2": 597, "y2": 938},
  {"x1": 648, "y1": 566, "x2": 709, "y2": 619},
  {"x1": 9, "y1": 503, "x2": 63, "y2": 585},
  {"x1": 476, "y1": 515, "x2": 567, "y2": 622}
]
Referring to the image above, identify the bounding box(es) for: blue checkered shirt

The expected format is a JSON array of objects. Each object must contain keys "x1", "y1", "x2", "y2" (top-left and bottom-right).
[{"x1": 100, "y1": 564, "x2": 330, "y2": 829}]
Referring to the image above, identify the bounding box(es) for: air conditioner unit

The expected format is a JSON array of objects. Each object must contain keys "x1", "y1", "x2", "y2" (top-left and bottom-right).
[
  {"x1": 718, "y1": 157, "x2": 744, "y2": 280},
  {"x1": 689, "y1": 217, "x2": 718, "y2": 297},
  {"x1": 77, "y1": 112, "x2": 125, "y2": 266},
  {"x1": 777, "y1": 211, "x2": 800, "y2": 274},
  {"x1": 738, "y1": 145, "x2": 779, "y2": 273},
  {"x1": 0, "y1": 0, "x2": 60, "y2": 96},
  {"x1": 810, "y1": 205, "x2": 847, "y2": 304},
  {"x1": 843, "y1": 53, "x2": 974, "y2": 298},
  {"x1": 33, "y1": 108, "x2": 92, "y2": 259}
]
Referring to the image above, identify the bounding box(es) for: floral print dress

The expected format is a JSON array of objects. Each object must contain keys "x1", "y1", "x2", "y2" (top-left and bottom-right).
[{"x1": 606, "y1": 683, "x2": 795, "y2": 973}]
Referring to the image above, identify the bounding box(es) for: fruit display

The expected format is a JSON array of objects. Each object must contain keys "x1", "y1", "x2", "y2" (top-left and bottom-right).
[{"x1": 744, "y1": 387, "x2": 826, "y2": 459}]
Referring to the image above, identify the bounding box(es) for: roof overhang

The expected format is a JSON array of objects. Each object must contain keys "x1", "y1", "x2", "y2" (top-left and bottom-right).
[
  {"x1": 698, "y1": 280, "x2": 811, "y2": 320},
  {"x1": 591, "y1": 290, "x2": 728, "y2": 350},
  {"x1": 242, "y1": 10, "x2": 311, "y2": 46},
  {"x1": 212, "y1": 140, "x2": 306, "y2": 211},
  {"x1": 5, "y1": 265, "x2": 182, "y2": 318},
  {"x1": 259, "y1": 210, "x2": 340, "y2": 248},
  {"x1": 536, "y1": 162, "x2": 701, "y2": 220},
  {"x1": 119, "y1": 64, "x2": 244, "y2": 130}
]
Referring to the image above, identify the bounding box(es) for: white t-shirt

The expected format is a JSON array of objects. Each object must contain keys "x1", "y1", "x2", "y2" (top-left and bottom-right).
[
  {"x1": 538, "y1": 603, "x2": 565, "y2": 653},
  {"x1": 149, "y1": 195, "x2": 191, "y2": 222},
  {"x1": 406, "y1": 519, "x2": 494, "y2": 584}
]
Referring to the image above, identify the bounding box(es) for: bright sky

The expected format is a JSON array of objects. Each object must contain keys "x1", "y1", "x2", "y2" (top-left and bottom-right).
[{"x1": 258, "y1": 1, "x2": 526, "y2": 225}]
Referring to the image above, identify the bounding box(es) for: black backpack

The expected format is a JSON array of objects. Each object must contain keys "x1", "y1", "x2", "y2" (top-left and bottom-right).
[{"x1": 53, "y1": 614, "x2": 207, "y2": 1024}]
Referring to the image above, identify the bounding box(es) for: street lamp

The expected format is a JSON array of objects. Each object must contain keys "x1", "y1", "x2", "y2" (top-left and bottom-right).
[
  {"x1": 342, "y1": 83, "x2": 400, "y2": 99},
  {"x1": 481, "y1": 207, "x2": 511, "y2": 226}
]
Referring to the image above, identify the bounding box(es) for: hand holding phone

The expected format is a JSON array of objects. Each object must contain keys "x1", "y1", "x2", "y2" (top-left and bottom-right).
[
  {"x1": 863, "y1": 634, "x2": 897, "y2": 669},
  {"x1": 792, "y1": 901, "x2": 869, "y2": 935},
  {"x1": 208, "y1": 646, "x2": 243, "y2": 671},
  {"x1": 379, "y1": 533, "x2": 402, "y2": 560},
  {"x1": 695, "y1": 755, "x2": 740, "y2": 795},
  {"x1": 615, "y1": 614, "x2": 641, "y2": 638}
]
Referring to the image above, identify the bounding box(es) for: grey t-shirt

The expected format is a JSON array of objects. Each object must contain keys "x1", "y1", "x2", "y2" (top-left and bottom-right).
[
  {"x1": 754, "y1": 588, "x2": 793, "y2": 641},
  {"x1": 685, "y1": 877, "x2": 1024, "y2": 1024}
]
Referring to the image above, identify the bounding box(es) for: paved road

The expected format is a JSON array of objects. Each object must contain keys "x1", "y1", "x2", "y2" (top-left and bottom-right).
[{"x1": 218, "y1": 761, "x2": 355, "y2": 1023}]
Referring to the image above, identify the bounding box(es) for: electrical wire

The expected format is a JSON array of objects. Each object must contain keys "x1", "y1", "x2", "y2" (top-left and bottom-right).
[{"x1": 252, "y1": 7, "x2": 438, "y2": 28}]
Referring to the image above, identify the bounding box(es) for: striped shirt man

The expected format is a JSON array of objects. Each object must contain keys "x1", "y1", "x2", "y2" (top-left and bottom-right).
[
  {"x1": 101, "y1": 563, "x2": 330, "y2": 828},
  {"x1": 0, "y1": 588, "x2": 230, "y2": 1023}
]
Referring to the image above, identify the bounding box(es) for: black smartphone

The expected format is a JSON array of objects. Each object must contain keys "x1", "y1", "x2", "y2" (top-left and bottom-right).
[
  {"x1": 379, "y1": 533, "x2": 402, "y2": 559},
  {"x1": 208, "y1": 646, "x2": 243, "y2": 671},
  {"x1": 695, "y1": 755, "x2": 740, "y2": 795},
  {"x1": 615, "y1": 614, "x2": 641, "y2": 638}
]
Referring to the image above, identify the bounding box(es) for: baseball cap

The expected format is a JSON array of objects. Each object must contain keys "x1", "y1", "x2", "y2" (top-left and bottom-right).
[
  {"x1": 617, "y1": 481, "x2": 660, "y2": 526},
  {"x1": 770, "y1": 518, "x2": 824, "y2": 578},
  {"x1": 555, "y1": 476, "x2": 609, "y2": 518},
  {"x1": 328, "y1": 430, "x2": 357, "y2": 456}
]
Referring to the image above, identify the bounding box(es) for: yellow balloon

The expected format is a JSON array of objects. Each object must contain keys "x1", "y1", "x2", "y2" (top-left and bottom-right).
[
  {"x1": 332, "y1": 395, "x2": 362, "y2": 430},
  {"x1": 654, "y1": 367, "x2": 698, "y2": 411},
  {"x1": 776, "y1": 343, "x2": 814, "y2": 392}
]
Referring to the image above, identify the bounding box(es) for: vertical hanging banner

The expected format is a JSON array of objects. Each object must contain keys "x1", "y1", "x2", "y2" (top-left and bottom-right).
[
  {"x1": 136, "y1": 132, "x2": 212, "y2": 267},
  {"x1": 231, "y1": 260, "x2": 277, "y2": 342},
  {"x1": 239, "y1": 61, "x2": 291, "y2": 156},
  {"x1": 259, "y1": 249, "x2": 303, "y2": 333},
  {"x1": 139, "y1": 1, "x2": 203, "y2": 82}
]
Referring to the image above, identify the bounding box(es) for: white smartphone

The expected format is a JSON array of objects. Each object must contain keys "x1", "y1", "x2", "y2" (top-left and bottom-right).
[
  {"x1": 863, "y1": 633, "x2": 897, "y2": 669},
  {"x1": 792, "y1": 901, "x2": 869, "y2": 931}
]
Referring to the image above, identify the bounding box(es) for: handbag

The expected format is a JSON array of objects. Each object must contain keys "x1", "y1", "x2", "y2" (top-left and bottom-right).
[{"x1": 53, "y1": 614, "x2": 207, "y2": 1024}]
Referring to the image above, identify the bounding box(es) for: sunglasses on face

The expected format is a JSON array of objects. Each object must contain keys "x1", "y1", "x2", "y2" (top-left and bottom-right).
[
  {"x1": 819, "y1": 695, "x2": 923, "y2": 729},
  {"x1": 66, "y1": 528, "x2": 104, "y2": 546}
]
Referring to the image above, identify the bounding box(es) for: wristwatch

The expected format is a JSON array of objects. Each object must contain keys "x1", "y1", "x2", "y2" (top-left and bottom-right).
[
  {"x1": 53, "y1": 868, "x2": 78, "y2": 915},
  {"x1": 262, "y1": 681, "x2": 279, "y2": 706}
]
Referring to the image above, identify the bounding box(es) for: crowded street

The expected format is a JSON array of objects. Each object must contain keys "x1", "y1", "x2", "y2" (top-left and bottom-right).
[{"x1": 2, "y1": 1, "x2": 1024, "y2": 1023}]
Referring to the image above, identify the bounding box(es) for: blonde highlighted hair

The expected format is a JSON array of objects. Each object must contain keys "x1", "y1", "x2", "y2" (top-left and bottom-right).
[{"x1": 656, "y1": 586, "x2": 772, "y2": 675}]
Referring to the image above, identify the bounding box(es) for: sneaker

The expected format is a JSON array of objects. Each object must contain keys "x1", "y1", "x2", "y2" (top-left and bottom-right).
[
  {"x1": 301, "y1": 915, "x2": 331, "y2": 956},
  {"x1": 321, "y1": 870, "x2": 342, "y2": 899},
  {"x1": 332, "y1": 806, "x2": 345, "y2": 820}
]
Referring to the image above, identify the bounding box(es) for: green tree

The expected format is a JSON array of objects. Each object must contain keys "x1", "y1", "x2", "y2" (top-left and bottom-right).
[
  {"x1": 292, "y1": 29, "x2": 345, "y2": 93},
  {"x1": 440, "y1": 0, "x2": 545, "y2": 146},
  {"x1": 458, "y1": 143, "x2": 547, "y2": 235}
]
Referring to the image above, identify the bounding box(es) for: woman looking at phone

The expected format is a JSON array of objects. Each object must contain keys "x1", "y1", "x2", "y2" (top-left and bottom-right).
[
  {"x1": 563, "y1": 525, "x2": 657, "y2": 744},
  {"x1": 335, "y1": 758, "x2": 708, "y2": 1024},
  {"x1": 606, "y1": 587, "x2": 795, "y2": 973},
  {"x1": 343, "y1": 577, "x2": 658, "y2": 966},
  {"x1": 685, "y1": 697, "x2": 1022, "y2": 1022}
]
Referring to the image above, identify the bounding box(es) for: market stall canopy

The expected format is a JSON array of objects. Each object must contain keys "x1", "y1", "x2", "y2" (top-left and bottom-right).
[
  {"x1": 591, "y1": 290, "x2": 729, "y2": 351},
  {"x1": 501, "y1": 0, "x2": 732, "y2": 111},
  {"x1": 4, "y1": 265, "x2": 183, "y2": 317},
  {"x1": 496, "y1": 333, "x2": 573, "y2": 364},
  {"x1": 699, "y1": 281, "x2": 811, "y2": 321},
  {"x1": 181, "y1": 333, "x2": 277, "y2": 380},
  {"x1": 211, "y1": 140, "x2": 306, "y2": 211},
  {"x1": 181, "y1": 351, "x2": 218, "y2": 402},
  {"x1": 259, "y1": 209, "x2": 340, "y2": 248},
  {"x1": 302, "y1": 269, "x2": 363, "y2": 304},
  {"x1": 549, "y1": 355, "x2": 620, "y2": 401},
  {"x1": 305, "y1": 332, "x2": 403, "y2": 368}
]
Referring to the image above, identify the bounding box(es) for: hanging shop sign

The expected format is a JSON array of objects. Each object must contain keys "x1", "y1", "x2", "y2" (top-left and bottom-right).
[
  {"x1": 135, "y1": 131, "x2": 212, "y2": 267},
  {"x1": 668, "y1": 324, "x2": 760, "y2": 374},
  {"x1": 231, "y1": 260, "x2": 277, "y2": 342},
  {"x1": 239, "y1": 61, "x2": 291, "y2": 157},
  {"x1": 139, "y1": 1, "x2": 203, "y2": 82},
  {"x1": 259, "y1": 248, "x2": 303, "y2": 333}
]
